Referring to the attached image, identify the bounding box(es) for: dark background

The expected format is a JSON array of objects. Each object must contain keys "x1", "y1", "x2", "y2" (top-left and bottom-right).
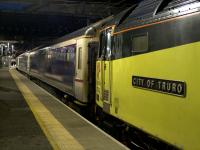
[{"x1": 0, "y1": 0, "x2": 140, "y2": 55}]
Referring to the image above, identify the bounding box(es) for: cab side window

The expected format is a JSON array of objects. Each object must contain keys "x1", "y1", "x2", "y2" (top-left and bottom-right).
[
  {"x1": 112, "y1": 34, "x2": 123, "y2": 59},
  {"x1": 132, "y1": 33, "x2": 148, "y2": 53},
  {"x1": 106, "y1": 28, "x2": 112, "y2": 59},
  {"x1": 98, "y1": 28, "x2": 112, "y2": 60},
  {"x1": 99, "y1": 32, "x2": 107, "y2": 59}
]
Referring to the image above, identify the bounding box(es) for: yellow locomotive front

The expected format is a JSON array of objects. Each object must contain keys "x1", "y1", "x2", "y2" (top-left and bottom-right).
[
  {"x1": 96, "y1": 0, "x2": 200, "y2": 149},
  {"x1": 96, "y1": 27, "x2": 113, "y2": 113}
]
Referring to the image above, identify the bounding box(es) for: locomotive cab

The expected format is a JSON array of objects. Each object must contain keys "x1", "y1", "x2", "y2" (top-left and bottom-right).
[{"x1": 96, "y1": 27, "x2": 114, "y2": 113}]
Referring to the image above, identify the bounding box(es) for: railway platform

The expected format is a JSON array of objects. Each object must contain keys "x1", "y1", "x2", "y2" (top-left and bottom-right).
[{"x1": 0, "y1": 68, "x2": 129, "y2": 150}]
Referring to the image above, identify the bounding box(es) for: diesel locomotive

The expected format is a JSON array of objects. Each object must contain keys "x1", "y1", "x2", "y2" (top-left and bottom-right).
[{"x1": 17, "y1": 0, "x2": 200, "y2": 149}]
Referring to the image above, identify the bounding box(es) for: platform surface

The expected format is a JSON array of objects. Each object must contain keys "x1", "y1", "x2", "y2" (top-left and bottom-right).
[
  {"x1": 0, "y1": 68, "x2": 52, "y2": 150},
  {"x1": 0, "y1": 68, "x2": 129, "y2": 150}
]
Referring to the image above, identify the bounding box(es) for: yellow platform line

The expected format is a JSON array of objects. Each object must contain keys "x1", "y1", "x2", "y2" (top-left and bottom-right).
[{"x1": 10, "y1": 70, "x2": 84, "y2": 150}]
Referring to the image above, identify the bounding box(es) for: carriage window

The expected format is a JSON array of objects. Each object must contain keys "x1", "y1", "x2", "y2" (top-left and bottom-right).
[
  {"x1": 66, "y1": 51, "x2": 70, "y2": 62},
  {"x1": 132, "y1": 34, "x2": 148, "y2": 52},
  {"x1": 78, "y1": 47, "x2": 82, "y2": 69}
]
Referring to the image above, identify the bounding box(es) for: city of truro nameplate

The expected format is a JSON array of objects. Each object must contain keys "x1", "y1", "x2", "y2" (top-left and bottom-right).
[{"x1": 132, "y1": 76, "x2": 186, "y2": 97}]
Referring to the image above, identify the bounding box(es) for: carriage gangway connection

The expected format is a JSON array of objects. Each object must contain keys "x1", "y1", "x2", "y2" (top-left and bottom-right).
[{"x1": 0, "y1": 68, "x2": 129, "y2": 150}]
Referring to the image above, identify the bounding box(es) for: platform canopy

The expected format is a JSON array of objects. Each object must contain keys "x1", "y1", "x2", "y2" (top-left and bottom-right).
[{"x1": 0, "y1": 0, "x2": 139, "y2": 55}]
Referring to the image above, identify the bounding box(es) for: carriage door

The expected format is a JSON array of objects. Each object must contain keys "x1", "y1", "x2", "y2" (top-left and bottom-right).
[
  {"x1": 99, "y1": 28, "x2": 112, "y2": 113},
  {"x1": 88, "y1": 42, "x2": 98, "y2": 104},
  {"x1": 75, "y1": 40, "x2": 83, "y2": 101}
]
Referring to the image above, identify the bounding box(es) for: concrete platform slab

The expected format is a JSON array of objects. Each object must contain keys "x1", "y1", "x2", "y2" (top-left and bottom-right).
[
  {"x1": 0, "y1": 68, "x2": 52, "y2": 150},
  {"x1": 0, "y1": 68, "x2": 129, "y2": 150}
]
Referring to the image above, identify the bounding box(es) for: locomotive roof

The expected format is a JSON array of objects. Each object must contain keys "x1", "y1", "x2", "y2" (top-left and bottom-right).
[
  {"x1": 99, "y1": 5, "x2": 138, "y2": 28},
  {"x1": 113, "y1": 0, "x2": 200, "y2": 32},
  {"x1": 52, "y1": 16, "x2": 113, "y2": 45}
]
